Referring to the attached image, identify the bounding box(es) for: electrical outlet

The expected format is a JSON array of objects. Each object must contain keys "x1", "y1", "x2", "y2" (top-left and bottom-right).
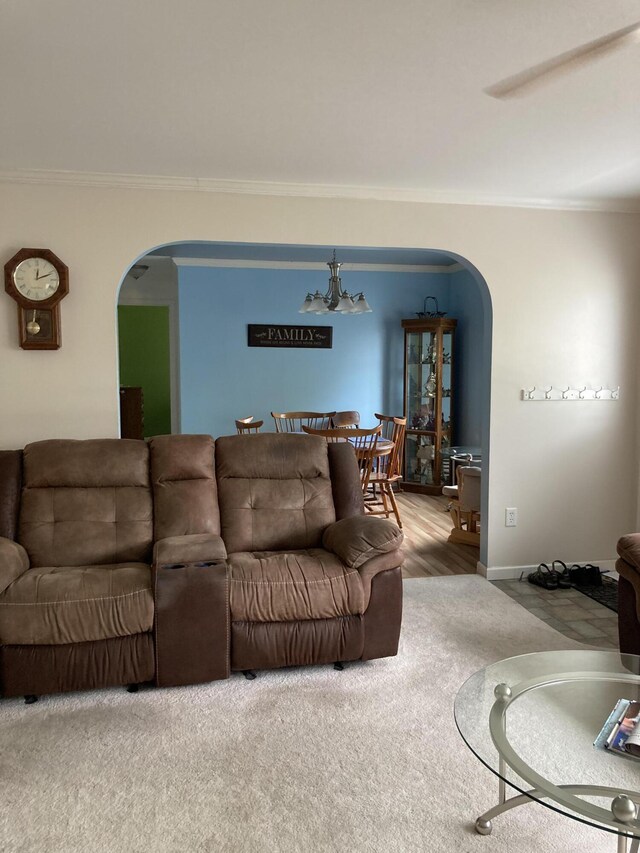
[{"x1": 505, "y1": 507, "x2": 518, "y2": 527}]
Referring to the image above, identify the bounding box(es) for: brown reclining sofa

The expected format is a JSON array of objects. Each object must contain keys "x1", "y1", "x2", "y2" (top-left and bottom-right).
[{"x1": 0, "y1": 433, "x2": 403, "y2": 700}]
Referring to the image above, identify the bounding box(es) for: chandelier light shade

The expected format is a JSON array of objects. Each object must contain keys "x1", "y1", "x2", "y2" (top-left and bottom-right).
[
  {"x1": 128, "y1": 263, "x2": 150, "y2": 280},
  {"x1": 299, "y1": 251, "x2": 372, "y2": 315}
]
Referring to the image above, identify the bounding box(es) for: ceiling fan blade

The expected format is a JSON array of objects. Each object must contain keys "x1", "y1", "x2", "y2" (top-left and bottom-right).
[{"x1": 486, "y1": 21, "x2": 640, "y2": 99}]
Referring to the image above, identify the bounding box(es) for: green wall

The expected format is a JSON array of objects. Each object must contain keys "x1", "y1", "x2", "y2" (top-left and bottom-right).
[{"x1": 118, "y1": 305, "x2": 171, "y2": 437}]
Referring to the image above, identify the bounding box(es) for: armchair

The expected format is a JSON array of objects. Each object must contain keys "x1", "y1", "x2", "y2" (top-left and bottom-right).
[
  {"x1": 616, "y1": 534, "x2": 640, "y2": 655},
  {"x1": 0, "y1": 435, "x2": 228, "y2": 699},
  {"x1": 216, "y1": 433, "x2": 404, "y2": 671}
]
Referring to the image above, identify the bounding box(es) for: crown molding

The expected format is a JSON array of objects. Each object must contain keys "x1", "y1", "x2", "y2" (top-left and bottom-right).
[
  {"x1": 169, "y1": 257, "x2": 463, "y2": 273},
  {"x1": 0, "y1": 168, "x2": 639, "y2": 213}
]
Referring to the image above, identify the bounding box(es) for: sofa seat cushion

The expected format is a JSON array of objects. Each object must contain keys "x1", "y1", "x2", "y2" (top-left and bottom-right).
[
  {"x1": 0, "y1": 563, "x2": 153, "y2": 645},
  {"x1": 228, "y1": 549, "x2": 365, "y2": 623}
]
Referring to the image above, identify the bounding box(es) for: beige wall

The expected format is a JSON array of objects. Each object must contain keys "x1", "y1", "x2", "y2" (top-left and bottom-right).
[{"x1": 1, "y1": 179, "x2": 639, "y2": 572}]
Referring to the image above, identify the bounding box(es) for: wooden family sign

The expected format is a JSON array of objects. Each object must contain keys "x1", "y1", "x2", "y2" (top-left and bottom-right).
[{"x1": 248, "y1": 324, "x2": 333, "y2": 349}]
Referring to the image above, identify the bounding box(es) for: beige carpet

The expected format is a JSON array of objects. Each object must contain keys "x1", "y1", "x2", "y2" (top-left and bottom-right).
[{"x1": 0, "y1": 577, "x2": 613, "y2": 852}]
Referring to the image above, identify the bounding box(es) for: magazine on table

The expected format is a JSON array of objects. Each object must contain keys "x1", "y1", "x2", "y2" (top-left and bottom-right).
[{"x1": 594, "y1": 699, "x2": 640, "y2": 759}]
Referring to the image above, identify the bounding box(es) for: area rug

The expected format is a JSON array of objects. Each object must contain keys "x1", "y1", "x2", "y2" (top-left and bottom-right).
[
  {"x1": 574, "y1": 573, "x2": 618, "y2": 613},
  {"x1": 0, "y1": 577, "x2": 611, "y2": 852}
]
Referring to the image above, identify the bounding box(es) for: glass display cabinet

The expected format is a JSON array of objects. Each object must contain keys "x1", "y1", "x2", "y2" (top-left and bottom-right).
[{"x1": 401, "y1": 317, "x2": 457, "y2": 493}]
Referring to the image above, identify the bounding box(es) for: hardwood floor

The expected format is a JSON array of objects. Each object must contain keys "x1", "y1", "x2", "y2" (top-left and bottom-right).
[{"x1": 394, "y1": 491, "x2": 479, "y2": 577}]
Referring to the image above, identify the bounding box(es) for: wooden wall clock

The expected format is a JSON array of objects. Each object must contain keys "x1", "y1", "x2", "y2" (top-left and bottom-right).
[{"x1": 4, "y1": 248, "x2": 69, "y2": 350}]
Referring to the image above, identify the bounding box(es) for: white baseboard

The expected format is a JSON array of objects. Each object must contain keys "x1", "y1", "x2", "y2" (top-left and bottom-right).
[{"x1": 477, "y1": 560, "x2": 617, "y2": 581}]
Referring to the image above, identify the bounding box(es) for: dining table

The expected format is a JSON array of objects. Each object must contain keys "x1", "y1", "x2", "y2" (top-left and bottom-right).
[
  {"x1": 360, "y1": 437, "x2": 394, "y2": 457},
  {"x1": 292, "y1": 430, "x2": 394, "y2": 459}
]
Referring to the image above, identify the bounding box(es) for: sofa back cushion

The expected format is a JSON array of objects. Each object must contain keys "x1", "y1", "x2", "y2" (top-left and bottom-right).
[
  {"x1": 150, "y1": 434, "x2": 220, "y2": 539},
  {"x1": 19, "y1": 439, "x2": 153, "y2": 567},
  {"x1": 215, "y1": 434, "x2": 336, "y2": 553}
]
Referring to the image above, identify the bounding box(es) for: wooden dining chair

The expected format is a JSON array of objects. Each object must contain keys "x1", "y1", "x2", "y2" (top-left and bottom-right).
[
  {"x1": 235, "y1": 417, "x2": 263, "y2": 434},
  {"x1": 444, "y1": 465, "x2": 481, "y2": 546},
  {"x1": 375, "y1": 412, "x2": 405, "y2": 483},
  {"x1": 301, "y1": 425, "x2": 382, "y2": 495},
  {"x1": 366, "y1": 416, "x2": 407, "y2": 528},
  {"x1": 271, "y1": 411, "x2": 336, "y2": 433},
  {"x1": 331, "y1": 410, "x2": 361, "y2": 428}
]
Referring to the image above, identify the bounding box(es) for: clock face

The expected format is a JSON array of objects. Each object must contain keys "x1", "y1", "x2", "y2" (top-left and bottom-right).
[{"x1": 13, "y1": 257, "x2": 60, "y2": 302}]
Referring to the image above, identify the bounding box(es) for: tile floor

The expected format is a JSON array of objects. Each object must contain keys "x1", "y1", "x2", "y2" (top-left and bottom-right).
[{"x1": 492, "y1": 578, "x2": 619, "y2": 649}]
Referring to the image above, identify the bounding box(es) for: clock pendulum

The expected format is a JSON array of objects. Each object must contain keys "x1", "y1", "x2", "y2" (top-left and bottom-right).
[{"x1": 26, "y1": 309, "x2": 41, "y2": 336}]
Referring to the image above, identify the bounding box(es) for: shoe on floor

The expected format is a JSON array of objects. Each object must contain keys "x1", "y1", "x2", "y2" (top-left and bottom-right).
[
  {"x1": 525, "y1": 563, "x2": 559, "y2": 590},
  {"x1": 552, "y1": 559, "x2": 572, "y2": 589},
  {"x1": 569, "y1": 563, "x2": 602, "y2": 587}
]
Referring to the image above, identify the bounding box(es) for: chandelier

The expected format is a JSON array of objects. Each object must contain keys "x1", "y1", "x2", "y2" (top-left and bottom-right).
[{"x1": 299, "y1": 251, "x2": 372, "y2": 315}]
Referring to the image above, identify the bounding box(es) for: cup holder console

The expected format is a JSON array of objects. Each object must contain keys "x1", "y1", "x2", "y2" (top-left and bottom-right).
[{"x1": 154, "y1": 559, "x2": 229, "y2": 686}]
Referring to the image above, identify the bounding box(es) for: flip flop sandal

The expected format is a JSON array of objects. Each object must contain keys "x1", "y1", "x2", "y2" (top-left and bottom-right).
[
  {"x1": 552, "y1": 559, "x2": 572, "y2": 589},
  {"x1": 525, "y1": 562, "x2": 559, "y2": 590}
]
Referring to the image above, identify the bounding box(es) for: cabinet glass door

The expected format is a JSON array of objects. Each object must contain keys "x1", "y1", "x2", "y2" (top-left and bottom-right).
[
  {"x1": 441, "y1": 329, "x2": 453, "y2": 450},
  {"x1": 405, "y1": 328, "x2": 438, "y2": 486},
  {"x1": 406, "y1": 329, "x2": 438, "y2": 432},
  {"x1": 403, "y1": 318, "x2": 456, "y2": 492}
]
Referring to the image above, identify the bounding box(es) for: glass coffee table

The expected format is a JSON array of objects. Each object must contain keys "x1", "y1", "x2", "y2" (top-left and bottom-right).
[{"x1": 455, "y1": 651, "x2": 640, "y2": 852}]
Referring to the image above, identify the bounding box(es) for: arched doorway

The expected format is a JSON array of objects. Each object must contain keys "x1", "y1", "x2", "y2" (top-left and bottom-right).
[{"x1": 116, "y1": 240, "x2": 492, "y2": 568}]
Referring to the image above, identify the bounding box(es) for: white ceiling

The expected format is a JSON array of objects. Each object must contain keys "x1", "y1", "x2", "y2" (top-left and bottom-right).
[{"x1": 2, "y1": 0, "x2": 639, "y2": 209}]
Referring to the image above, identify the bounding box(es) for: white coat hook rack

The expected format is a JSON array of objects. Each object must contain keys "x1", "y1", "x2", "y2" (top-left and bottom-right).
[{"x1": 521, "y1": 385, "x2": 620, "y2": 401}]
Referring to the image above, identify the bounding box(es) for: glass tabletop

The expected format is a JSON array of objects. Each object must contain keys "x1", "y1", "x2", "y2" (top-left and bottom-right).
[{"x1": 455, "y1": 650, "x2": 640, "y2": 839}]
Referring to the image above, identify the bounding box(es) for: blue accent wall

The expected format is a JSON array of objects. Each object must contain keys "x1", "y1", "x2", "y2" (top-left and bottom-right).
[{"x1": 178, "y1": 266, "x2": 456, "y2": 437}]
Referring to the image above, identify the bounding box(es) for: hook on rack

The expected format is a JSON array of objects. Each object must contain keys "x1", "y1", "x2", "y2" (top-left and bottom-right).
[{"x1": 544, "y1": 386, "x2": 553, "y2": 400}]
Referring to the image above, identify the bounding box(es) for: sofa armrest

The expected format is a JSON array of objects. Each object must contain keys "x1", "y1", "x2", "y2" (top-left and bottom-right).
[
  {"x1": 617, "y1": 534, "x2": 640, "y2": 574},
  {"x1": 153, "y1": 533, "x2": 227, "y2": 567},
  {"x1": 322, "y1": 516, "x2": 403, "y2": 570},
  {"x1": 0, "y1": 537, "x2": 30, "y2": 595}
]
